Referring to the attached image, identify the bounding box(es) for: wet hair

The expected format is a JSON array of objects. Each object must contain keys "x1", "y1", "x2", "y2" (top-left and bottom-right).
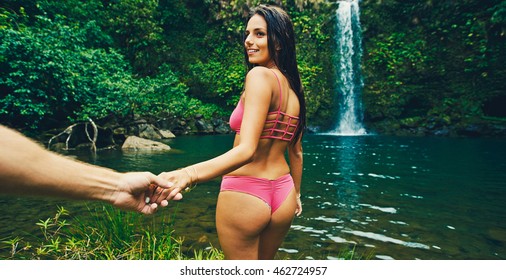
[{"x1": 244, "y1": 4, "x2": 306, "y2": 144}]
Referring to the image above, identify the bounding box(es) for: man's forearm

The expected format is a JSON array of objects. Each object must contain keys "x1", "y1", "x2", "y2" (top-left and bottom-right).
[{"x1": 0, "y1": 125, "x2": 120, "y2": 203}]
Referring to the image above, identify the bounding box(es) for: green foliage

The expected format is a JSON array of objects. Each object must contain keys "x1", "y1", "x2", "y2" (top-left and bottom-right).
[
  {"x1": 367, "y1": 32, "x2": 428, "y2": 84},
  {"x1": 0, "y1": 11, "x2": 206, "y2": 130},
  {"x1": 104, "y1": 0, "x2": 166, "y2": 75},
  {"x1": 290, "y1": 4, "x2": 335, "y2": 125},
  {"x1": 363, "y1": 32, "x2": 429, "y2": 119},
  {"x1": 143, "y1": 65, "x2": 226, "y2": 119},
  {"x1": 0, "y1": 16, "x2": 132, "y2": 128},
  {"x1": 1, "y1": 0, "x2": 504, "y2": 133},
  {"x1": 490, "y1": 1, "x2": 506, "y2": 25},
  {"x1": 1, "y1": 16, "x2": 80, "y2": 128},
  {"x1": 298, "y1": 61, "x2": 324, "y2": 116},
  {"x1": 0, "y1": 6, "x2": 27, "y2": 30},
  {"x1": 361, "y1": 0, "x2": 505, "y2": 126},
  {"x1": 188, "y1": 46, "x2": 245, "y2": 107}
]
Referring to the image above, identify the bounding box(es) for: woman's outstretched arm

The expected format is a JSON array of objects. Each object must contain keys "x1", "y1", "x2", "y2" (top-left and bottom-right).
[{"x1": 154, "y1": 67, "x2": 277, "y2": 203}]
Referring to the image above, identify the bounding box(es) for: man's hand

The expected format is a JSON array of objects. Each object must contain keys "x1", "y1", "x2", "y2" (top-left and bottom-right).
[{"x1": 111, "y1": 172, "x2": 182, "y2": 214}]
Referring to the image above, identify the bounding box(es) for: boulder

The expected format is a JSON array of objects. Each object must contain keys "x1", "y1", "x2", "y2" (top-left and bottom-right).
[
  {"x1": 195, "y1": 119, "x2": 214, "y2": 134},
  {"x1": 138, "y1": 123, "x2": 163, "y2": 140},
  {"x1": 121, "y1": 136, "x2": 171, "y2": 151},
  {"x1": 213, "y1": 118, "x2": 232, "y2": 134},
  {"x1": 159, "y1": 129, "x2": 176, "y2": 139}
]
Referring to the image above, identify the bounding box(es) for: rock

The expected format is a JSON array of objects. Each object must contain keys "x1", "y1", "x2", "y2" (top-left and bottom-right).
[
  {"x1": 195, "y1": 119, "x2": 214, "y2": 133},
  {"x1": 121, "y1": 136, "x2": 171, "y2": 151},
  {"x1": 213, "y1": 118, "x2": 231, "y2": 134},
  {"x1": 433, "y1": 127, "x2": 450, "y2": 136},
  {"x1": 138, "y1": 123, "x2": 163, "y2": 140},
  {"x1": 113, "y1": 127, "x2": 126, "y2": 135},
  {"x1": 156, "y1": 116, "x2": 177, "y2": 131},
  {"x1": 159, "y1": 129, "x2": 176, "y2": 139}
]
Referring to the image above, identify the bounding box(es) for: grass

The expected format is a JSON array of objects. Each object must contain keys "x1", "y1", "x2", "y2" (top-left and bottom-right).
[
  {"x1": 335, "y1": 244, "x2": 375, "y2": 260},
  {"x1": 0, "y1": 205, "x2": 223, "y2": 260}
]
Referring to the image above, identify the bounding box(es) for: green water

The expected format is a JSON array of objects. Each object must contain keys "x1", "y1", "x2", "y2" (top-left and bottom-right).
[{"x1": 1, "y1": 134, "x2": 505, "y2": 259}]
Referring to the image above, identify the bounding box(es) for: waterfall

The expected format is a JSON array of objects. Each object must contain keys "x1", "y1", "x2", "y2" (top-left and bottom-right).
[{"x1": 330, "y1": 0, "x2": 366, "y2": 136}]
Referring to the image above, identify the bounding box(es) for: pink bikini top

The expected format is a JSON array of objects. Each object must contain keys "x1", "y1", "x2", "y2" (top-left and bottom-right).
[{"x1": 229, "y1": 70, "x2": 299, "y2": 142}]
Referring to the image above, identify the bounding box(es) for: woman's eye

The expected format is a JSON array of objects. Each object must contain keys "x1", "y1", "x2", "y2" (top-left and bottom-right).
[{"x1": 256, "y1": 32, "x2": 265, "y2": 37}]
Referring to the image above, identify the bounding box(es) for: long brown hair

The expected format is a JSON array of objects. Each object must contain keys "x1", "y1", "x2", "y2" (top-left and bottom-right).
[{"x1": 244, "y1": 4, "x2": 306, "y2": 144}]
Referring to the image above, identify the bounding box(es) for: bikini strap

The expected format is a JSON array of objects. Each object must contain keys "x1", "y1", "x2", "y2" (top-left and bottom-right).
[{"x1": 269, "y1": 69, "x2": 283, "y2": 112}]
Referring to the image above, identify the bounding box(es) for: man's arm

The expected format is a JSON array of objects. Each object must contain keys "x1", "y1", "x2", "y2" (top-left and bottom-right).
[{"x1": 0, "y1": 125, "x2": 177, "y2": 214}]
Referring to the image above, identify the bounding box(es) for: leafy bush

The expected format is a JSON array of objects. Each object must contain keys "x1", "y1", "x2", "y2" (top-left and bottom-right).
[
  {"x1": 188, "y1": 48, "x2": 245, "y2": 107},
  {"x1": 0, "y1": 15, "x2": 134, "y2": 128},
  {"x1": 0, "y1": 14, "x2": 215, "y2": 130}
]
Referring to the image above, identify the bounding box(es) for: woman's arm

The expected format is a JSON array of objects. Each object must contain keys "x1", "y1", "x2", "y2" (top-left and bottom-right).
[
  {"x1": 156, "y1": 67, "x2": 276, "y2": 201},
  {"x1": 288, "y1": 137, "x2": 303, "y2": 216},
  {"x1": 288, "y1": 138, "x2": 303, "y2": 196}
]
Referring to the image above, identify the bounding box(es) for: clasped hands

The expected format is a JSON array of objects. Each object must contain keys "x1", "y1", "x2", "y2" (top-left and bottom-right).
[
  {"x1": 152, "y1": 169, "x2": 194, "y2": 207},
  {"x1": 112, "y1": 169, "x2": 192, "y2": 215}
]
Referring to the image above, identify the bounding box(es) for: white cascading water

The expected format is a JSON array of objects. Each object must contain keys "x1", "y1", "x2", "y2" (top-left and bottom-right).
[{"x1": 330, "y1": 0, "x2": 367, "y2": 136}]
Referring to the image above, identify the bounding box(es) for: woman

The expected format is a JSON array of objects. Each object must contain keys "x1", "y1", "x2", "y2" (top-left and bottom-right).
[{"x1": 155, "y1": 4, "x2": 306, "y2": 260}]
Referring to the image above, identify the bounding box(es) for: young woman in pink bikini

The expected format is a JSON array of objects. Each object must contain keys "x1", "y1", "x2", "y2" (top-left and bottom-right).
[{"x1": 155, "y1": 4, "x2": 306, "y2": 260}]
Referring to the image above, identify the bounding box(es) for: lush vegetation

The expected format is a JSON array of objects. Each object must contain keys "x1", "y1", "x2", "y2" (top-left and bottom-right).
[
  {"x1": 360, "y1": 0, "x2": 506, "y2": 134},
  {"x1": 1, "y1": 0, "x2": 504, "y2": 134}
]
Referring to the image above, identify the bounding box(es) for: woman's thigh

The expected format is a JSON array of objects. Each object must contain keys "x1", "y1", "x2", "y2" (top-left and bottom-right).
[
  {"x1": 216, "y1": 191, "x2": 271, "y2": 259},
  {"x1": 258, "y1": 188, "x2": 297, "y2": 259}
]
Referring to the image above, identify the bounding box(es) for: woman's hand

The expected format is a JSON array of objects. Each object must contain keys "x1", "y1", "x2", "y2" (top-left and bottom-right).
[
  {"x1": 153, "y1": 169, "x2": 192, "y2": 206},
  {"x1": 295, "y1": 194, "x2": 302, "y2": 216}
]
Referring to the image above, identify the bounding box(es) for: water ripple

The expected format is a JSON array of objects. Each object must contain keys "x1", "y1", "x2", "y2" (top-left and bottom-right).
[
  {"x1": 291, "y1": 225, "x2": 327, "y2": 235},
  {"x1": 359, "y1": 203, "x2": 397, "y2": 214},
  {"x1": 342, "y1": 230, "x2": 430, "y2": 249},
  {"x1": 314, "y1": 216, "x2": 343, "y2": 223},
  {"x1": 400, "y1": 193, "x2": 424, "y2": 199},
  {"x1": 375, "y1": 255, "x2": 395, "y2": 260},
  {"x1": 279, "y1": 248, "x2": 299, "y2": 254},
  {"x1": 367, "y1": 173, "x2": 399, "y2": 179},
  {"x1": 327, "y1": 234, "x2": 356, "y2": 244},
  {"x1": 389, "y1": 220, "x2": 408, "y2": 225}
]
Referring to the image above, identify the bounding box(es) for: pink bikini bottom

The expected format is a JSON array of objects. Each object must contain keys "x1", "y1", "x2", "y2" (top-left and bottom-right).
[{"x1": 220, "y1": 174, "x2": 294, "y2": 213}]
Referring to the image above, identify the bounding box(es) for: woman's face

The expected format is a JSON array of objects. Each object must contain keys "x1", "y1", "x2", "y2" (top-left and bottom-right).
[{"x1": 244, "y1": 14, "x2": 274, "y2": 67}]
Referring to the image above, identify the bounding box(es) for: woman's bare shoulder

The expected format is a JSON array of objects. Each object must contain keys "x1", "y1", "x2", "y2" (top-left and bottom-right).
[
  {"x1": 245, "y1": 66, "x2": 277, "y2": 89},
  {"x1": 246, "y1": 66, "x2": 273, "y2": 79}
]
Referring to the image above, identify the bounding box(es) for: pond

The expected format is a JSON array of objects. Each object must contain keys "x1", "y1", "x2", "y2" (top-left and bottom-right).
[{"x1": 1, "y1": 134, "x2": 505, "y2": 260}]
